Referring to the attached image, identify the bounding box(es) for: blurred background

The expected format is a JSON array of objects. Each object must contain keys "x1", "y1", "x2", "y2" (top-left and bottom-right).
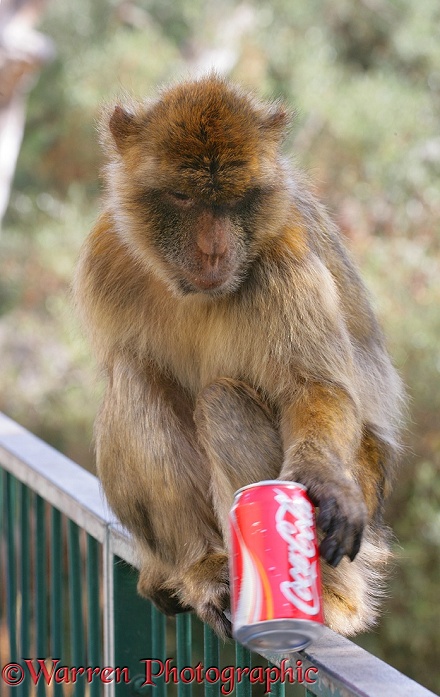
[{"x1": 1, "y1": 0, "x2": 439, "y2": 690}]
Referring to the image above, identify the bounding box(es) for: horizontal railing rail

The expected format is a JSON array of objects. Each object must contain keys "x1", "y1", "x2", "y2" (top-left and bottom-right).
[{"x1": 0, "y1": 411, "x2": 437, "y2": 697}]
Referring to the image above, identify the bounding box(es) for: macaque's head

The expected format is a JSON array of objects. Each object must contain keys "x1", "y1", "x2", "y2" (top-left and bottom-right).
[{"x1": 103, "y1": 75, "x2": 291, "y2": 296}]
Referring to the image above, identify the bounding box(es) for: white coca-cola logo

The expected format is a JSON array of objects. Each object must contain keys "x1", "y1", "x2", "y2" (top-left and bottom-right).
[{"x1": 274, "y1": 488, "x2": 321, "y2": 616}]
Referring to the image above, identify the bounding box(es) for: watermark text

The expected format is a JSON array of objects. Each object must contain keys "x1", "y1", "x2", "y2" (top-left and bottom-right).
[{"x1": 2, "y1": 657, "x2": 318, "y2": 694}]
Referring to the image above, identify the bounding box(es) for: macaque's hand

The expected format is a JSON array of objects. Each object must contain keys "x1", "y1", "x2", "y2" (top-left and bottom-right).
[{"x1": 305, "y1": 476, "x2": 367, "y2": 568}]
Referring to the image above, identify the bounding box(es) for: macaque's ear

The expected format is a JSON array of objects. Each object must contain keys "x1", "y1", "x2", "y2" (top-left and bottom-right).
[
  {"x1": 259, "y1": 103, "x2": 292, "y2": 141},
  {"x1": 109, "y1": 105, "x2": 137, "y2": 153}
]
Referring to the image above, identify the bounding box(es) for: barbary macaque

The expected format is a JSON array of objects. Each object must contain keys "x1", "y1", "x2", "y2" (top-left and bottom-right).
[{"x1": 74, "y1": 75, "x2": 403, "y2": 639}]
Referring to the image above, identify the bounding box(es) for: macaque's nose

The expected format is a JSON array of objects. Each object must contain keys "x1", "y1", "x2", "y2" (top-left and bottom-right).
[{"x1": 197, "y1": 217, "x2": 228, "y2": 269}]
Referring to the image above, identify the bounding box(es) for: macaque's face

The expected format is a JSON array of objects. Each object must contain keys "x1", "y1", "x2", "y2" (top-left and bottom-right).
[
  {"x1": 134, "y1": 184, "x2": 275, "y2": 296},
  {"x1": 108, "y1": 78, "x2": 289, "y2": 296}
]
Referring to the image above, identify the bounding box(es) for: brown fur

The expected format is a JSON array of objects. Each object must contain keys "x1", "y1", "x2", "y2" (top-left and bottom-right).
[{"x1": 74, "y1": 75, "x2": 404, "y2": 638}]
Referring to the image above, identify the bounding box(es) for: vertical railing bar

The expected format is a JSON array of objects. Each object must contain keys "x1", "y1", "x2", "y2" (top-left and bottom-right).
[
  {"x1": 176, "y1": 613, "x2": 192, "y2": 697},
  {"x1": 235, "y1": 644, "x2": 251, "y2": 697},
  {"x1": 67, "y1": 519, "x2": 85, "y2": 697},
  {"x1": 20, "y1": 483, "x2": 30, "y2": 697},
  {"x1": 86, "y1": 534, "x2": 101, "y2": 697},
  {"x1": 51, "y1": 507, "x2": 63, "y2": 697},
  {"x1": 268, "y1": 663, "x2": 285, "y2": 697},
  {"x1": 102, "y1": 528, "x2": 115, "y2": 697},
  {"x1": 151, "y1": 605, "x2": 167, "y2": 697},
  {"x1": 35, "y1": 494, "x2": 47, "y2": 697},
  {"x1": 5, "y1": 472, "x2": 17, "y2": 666},
  {"x1": 143, "y1": 599, "x2": 153, "y2": 675},
  {"x1": 203, "y1": 626, "x2": 220, "y2": 697}
]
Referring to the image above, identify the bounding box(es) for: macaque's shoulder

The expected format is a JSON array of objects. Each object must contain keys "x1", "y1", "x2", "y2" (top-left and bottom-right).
[
  {"x1": 79, "y1": 211, "x2": 147, "y2": 293},
  {"x1": 74, "y1": 211, "x2": 155, "y2": 358},
  {"x1": 84, "y1": 211, "x2": 127, "y2": 265}
]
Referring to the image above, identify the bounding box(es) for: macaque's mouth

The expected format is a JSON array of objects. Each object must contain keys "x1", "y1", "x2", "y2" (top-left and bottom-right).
[
  {"x1": 192, "y1": 275, "x2": 229, "y2": 290},
  {"x1": 177, "y1": 272, "x2": 235, "y2": 295},
  {"x1": 175, "y1": 260, "x2": 241, "y2": 294},
  {"x1": 187, "y1": 279, "x2": 229, "y2": 294}
]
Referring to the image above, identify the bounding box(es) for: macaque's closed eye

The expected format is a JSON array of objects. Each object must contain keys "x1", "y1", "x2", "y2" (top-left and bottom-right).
[
  {"x1": 168, "y1": 191, "x2": 194, "y2": 206},
  {"x1": 165, "y1": 189, "x2": 261, "y2": 215}
]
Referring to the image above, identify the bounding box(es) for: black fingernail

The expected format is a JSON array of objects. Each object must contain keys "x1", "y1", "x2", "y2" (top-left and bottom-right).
[
  {"x1": 349, "y1": 547, "x2": 359, "y2": 562},
  {"x1": 331, "y1": 549, "x2": 344, "y2": 567},
  {"x1": 318, "y1": 506, "x2": 334, "y2": 532},
  {"x1": 349, "y1": 533, "x2": 363, "y2": 561},
  {"x1": 318, "y1": 513, "x2": 331, "y2": 532},
  {"x1": 320, "y1": 536, "x2": 338, "y2": 562}
]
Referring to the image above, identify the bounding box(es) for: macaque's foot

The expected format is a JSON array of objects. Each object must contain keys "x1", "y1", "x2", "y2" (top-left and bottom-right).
[
  {"x1": 302, "y1": 476, "x2": 367, "y2": 567},
  {"x1": 148, "y1": 588, "x2": 192, "y2": 616},
  {"x1": 179, "y1": 552, "x2": 232, "y2": 639},
  {"x1": 137, "y1": 568, "x2": 191, "y2": 615}
]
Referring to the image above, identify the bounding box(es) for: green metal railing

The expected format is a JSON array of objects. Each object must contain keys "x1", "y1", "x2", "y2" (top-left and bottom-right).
[{"x1": 0, "y1": 412, "x2": 437, "y2": 697}]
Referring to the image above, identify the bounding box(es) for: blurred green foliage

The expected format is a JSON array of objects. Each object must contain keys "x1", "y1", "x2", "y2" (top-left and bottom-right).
[{"x1": 1, "y1": 0, "x2": 439, "y2": 690}]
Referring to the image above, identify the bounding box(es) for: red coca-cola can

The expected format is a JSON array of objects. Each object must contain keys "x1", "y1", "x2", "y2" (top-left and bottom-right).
[{"x1": 229, "y1": 480, "x2": 324, "y2": 652}]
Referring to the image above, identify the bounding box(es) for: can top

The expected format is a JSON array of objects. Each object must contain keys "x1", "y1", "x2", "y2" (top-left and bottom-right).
[{"x1": 233, "y1": 480, "x2": 308, "y2": 497}]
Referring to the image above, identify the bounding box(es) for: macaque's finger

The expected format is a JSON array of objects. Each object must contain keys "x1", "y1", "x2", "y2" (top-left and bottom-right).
[{"x1": 315, "y1": 486, "x2": 367, "y2": 566}]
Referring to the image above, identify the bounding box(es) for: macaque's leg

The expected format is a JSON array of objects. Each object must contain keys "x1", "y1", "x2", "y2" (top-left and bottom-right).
[
  {"x1": 194, "y1": 378, "x2": 283, "y2": 542},
  {"x1": 96, "y1": 361, "x2": 233, "y2": 635},
  {"x1": 320, "y1": 524, "x2": 392, "y2": 635},
  {"x1": 355, "y1": 426, "x2": 396, "y2": 520}
]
